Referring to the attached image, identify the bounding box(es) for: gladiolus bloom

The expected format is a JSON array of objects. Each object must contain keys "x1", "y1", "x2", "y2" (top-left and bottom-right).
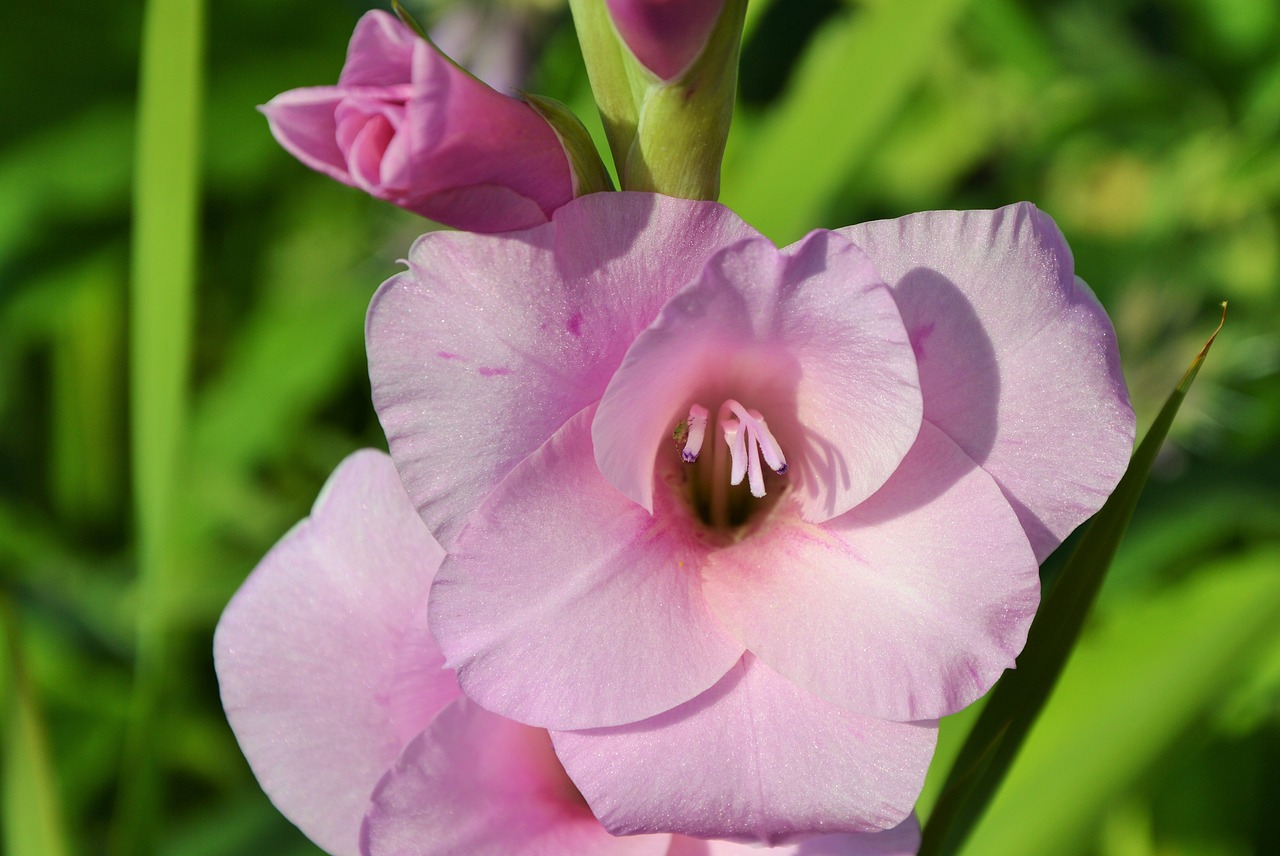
[
  {"x1": 214, "y1": 450, "x2": 921, "y2": 856},
  {"x1": 260, "y1": 10, "x2": 574, "y2": 232},
  {"x1": 368, "y1": 192, "x2": 1135, "y2": 841}
]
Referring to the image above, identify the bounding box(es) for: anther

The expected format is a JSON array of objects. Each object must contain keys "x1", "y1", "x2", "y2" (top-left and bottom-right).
[
  {"x1": 718, "y1": 400, "x2": 788, "y2": 498},
  {"x1": 679, "y1": 404, "x2": 709, "y2": 463}
]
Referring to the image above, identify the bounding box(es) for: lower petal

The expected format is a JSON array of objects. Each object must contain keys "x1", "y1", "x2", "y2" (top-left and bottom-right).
[
  {"x1": 361, "y1": 700, "x2": 671, "y2": 856},
  {"x1": 429, "y1": 406, "x2": 744, "y2": 730},
  {"x1": 788, "y1": 816, "x2": 921, "y2": 856},
  {"x1": 703, "y1": 422, "x2": 1040, "y2": 722},
  {"x1": 668, "y1": 816, "x2": 920, "y2": 855},
  {"x1": 551, "y1": 655, "x2": 935, "y2": 845},
  {"x1": 214, "y1": 450, "x2": 456, "y2": 856}
]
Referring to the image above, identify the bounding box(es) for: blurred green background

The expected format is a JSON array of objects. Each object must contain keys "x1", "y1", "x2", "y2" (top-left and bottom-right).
[{"x1": 2, "y1": 0, "x2": 1278, "y2": 854}]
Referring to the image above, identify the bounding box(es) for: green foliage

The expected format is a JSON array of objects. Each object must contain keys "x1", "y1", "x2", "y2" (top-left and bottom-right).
[
  {"x1": 2, "y1": 0, "x2": 1278, "y2": 853},
  {"x1": 2, "y1": 597, "x2": 71, "y2": 856}
]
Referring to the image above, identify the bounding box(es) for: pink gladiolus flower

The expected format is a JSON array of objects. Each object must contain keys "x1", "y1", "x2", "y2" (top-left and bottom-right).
[
  {"x1": 368, "y1": 192, "x2": 1135, "y2": 841},
  {"x1": 260, "y1": 11, "x2": 574, "y2": 232},
  {"x1": 606, "y1": 0, "x2": 726, "y2": 80},
  {"x1": 214, "y1": 450, "x2": 921, "y2": 856}
]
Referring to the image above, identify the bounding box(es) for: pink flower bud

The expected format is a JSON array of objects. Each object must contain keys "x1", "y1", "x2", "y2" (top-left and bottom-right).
[
  {"x1": 606, "y1": 0, "x2": 726, "y2": 80},
  {"x1": 260, "y1": 10, "x2": 574, "y2": 233}
]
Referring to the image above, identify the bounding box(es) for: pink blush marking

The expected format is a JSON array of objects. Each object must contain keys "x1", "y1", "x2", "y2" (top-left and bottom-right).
[
  {"x1": 437, "y1": 351, "x2": 463, "y2": 360},
  {"x1": 478, "y1": 366, "x2": 513, "y2": 377},
  {"x1": 909, "y1": 322, "x2": 935, "y2": 359},
  {"x1": 566, "y1": 312, "x2": 583, "y2": 337}
]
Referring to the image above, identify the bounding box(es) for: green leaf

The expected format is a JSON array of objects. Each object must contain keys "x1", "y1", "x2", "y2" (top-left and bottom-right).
[
  {"x1": 391, "y1": 0, "x2": 429, "y2": 40},
  {"x1": 919, "y1": 304, "x2": 1228, "y2": 856},
  {"x1": 2, "y1": 597, "x2": 72, "y2": 856},
  {"x1": 721, "y1": 0, "x2": 973, "y2": 243},
  {"x1": 962, "y1": 547, "x2": 1280, "y2": 855}
]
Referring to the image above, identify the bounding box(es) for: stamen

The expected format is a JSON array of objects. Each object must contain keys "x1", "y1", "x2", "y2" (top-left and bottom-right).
[
  {"x1": 718, "y1": 400, "x2": 788, "y2": 498},
  {"x1": 680, "y1": 404, "x2": 709, "y2": 463}
]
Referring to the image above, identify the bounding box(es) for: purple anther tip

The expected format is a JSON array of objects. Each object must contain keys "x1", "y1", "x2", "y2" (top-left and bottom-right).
[
  {"x1": 775, "y1": 463, "x2": 789, "y2": 475},
  {"x1": 682, "y1": 451, "x2": 699, "y2": 463}
]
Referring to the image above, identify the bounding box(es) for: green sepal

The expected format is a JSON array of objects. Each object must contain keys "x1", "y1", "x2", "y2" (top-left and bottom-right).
[
  {"x1": 566, "y1": 0, "x2": 640, "y2": 177},
  {"x1": 622, "y1": 0, "x2": 746, "y2": 200},
  {"x1": 569, "y1": 0, "x2": 747, "y2": 200},
  {"x1": 523, "y1": 93, "x2": 615, "y2": 197},
  {"x1": 918, "y1": 304, "x2": 1228, "y2": 856},
  {"x1": 391, "y1": 0, "x2": 429, "y2": 40}
]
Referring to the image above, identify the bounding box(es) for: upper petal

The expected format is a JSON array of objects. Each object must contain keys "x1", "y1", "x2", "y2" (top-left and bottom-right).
[
  {"x1": 551, "y1": 655, "x2": 936, "y2": 844},
  {"x1": 840, "y1": 204, "x2": 1135, "y2": 561},
  {"x1": 429, "y1": 406, "x2": 745, "y2": 730},
  {"x1": 362, "y1": 699, "x2": 672, "y2": 856},
  {"x1": 702, "y1": 421, "x2": 1040, "y2": 722},
  {"x1": 593, "y1": 230, "x2": 921, "y2": 521},
  {"x1": 213, "y1": 450, "x2": 458, "y2": 856},
  {"x1": 367, "y1": 192, "x2": 759, "y2": 546}
]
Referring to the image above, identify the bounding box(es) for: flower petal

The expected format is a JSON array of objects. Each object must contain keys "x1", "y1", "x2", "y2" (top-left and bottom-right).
[
  {"x1": 667, "y1": 816, "x2": 920, "y2": 856},
  {"x1": 840, "y1": 204, "x2": 1135, "y2": 561},
  {"x1": 368, "y1": 192, "x2": 758, "y2": 545},
  {"x1": 214, "y1": 450, "x2": 457, "y2": 856},
  {"x1": 703, "y1": 421, "x2": 1040, "y2": 722},
  {"x1": 394, "y1": 37, "x2": 574, "y2": 226},
  {"x1": 788, "y1": 816, "x2": 921, "y2": 856},
  {"x1": 430, "y1": 405, "x2": 745, "y2": 730},
  {"x1": 594, "y1": 230, "x2": 921, "y2": 521},
  {"x1": 362, "y1": 699, "x2": 672, "y2": 856},
  {"x1": 339, "y1": 11, "x2": 417, "y2": 87},
  {"x1": 260, "y1": 86, "x2": 355, "y2": 182},
  {"x1": 551, "y1": 655, "x2": 935, "y2": 844}
]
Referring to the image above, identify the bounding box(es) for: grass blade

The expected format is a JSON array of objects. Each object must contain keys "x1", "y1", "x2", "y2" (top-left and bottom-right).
[
  {"x1": 112, "y1": 0, "x2": 204, "y2": 850},
  {"x1": 1, "y1": 597, "x2": 72, "y2": 856}
]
